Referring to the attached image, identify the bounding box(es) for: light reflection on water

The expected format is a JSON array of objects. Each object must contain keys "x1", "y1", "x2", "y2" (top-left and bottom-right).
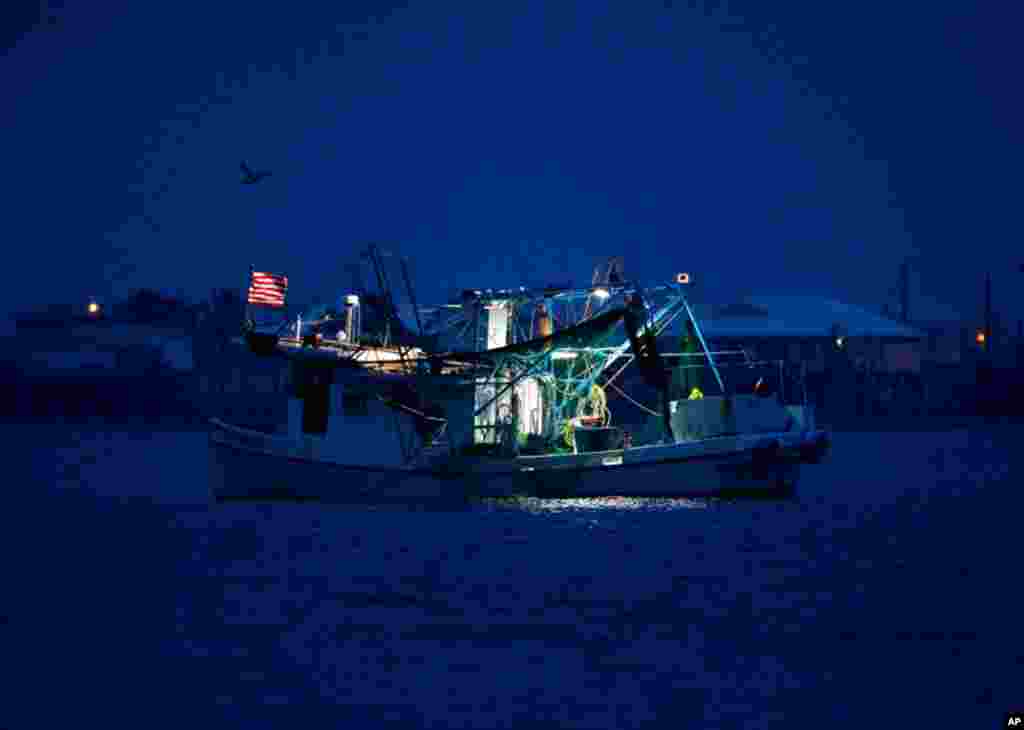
[{"x1": 479, "y1": 495, "x2": 712, "y2": 512}]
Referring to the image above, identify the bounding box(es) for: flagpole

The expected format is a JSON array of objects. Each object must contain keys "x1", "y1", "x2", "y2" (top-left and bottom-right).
[{"x1": 244, "y1": 264, "x2": 253, "y2": 329}]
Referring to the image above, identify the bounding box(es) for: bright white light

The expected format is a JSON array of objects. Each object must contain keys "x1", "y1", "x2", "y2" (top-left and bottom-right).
[
  {"x1": 676, "y1": 272, "x2": 691, "y2": 285},
  {"x1": 835, "y1": 336, "x2": 845, "y2": 348},
  {"x1": 551, "y1": 351, "x2": 578, "y2": 360},
  {"x1": 87, "y1": 301, "x2": 100, "y2": 314},
  {"x1": 592, "y1": 288, "x2": 610, "y2": 300},
  {"x1": 345, "y1": 294, "x2": 360, "y2": 306},
  {"x1": 521, "y1": 496, "x2": 709, "y2": 511}
]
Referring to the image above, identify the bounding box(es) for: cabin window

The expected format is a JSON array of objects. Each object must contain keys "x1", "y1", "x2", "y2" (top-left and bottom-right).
[{"x1": 342, "y1": 390, "x2": 370, "y2": 417}]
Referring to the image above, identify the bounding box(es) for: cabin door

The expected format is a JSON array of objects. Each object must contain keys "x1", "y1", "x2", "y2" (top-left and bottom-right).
[{"x1": 301, "y1": 368, "x2": 331, "y2": 435}]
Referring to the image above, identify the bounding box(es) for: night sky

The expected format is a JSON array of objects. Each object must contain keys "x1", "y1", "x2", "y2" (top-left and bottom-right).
[{"x1": 4, "y1": 1, "x2": 1021, "y2": 324}]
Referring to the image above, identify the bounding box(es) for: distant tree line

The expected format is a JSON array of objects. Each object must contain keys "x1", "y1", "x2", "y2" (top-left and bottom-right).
[{"x1": 112, "y1": 288, "x2": 196, "y2": 324}]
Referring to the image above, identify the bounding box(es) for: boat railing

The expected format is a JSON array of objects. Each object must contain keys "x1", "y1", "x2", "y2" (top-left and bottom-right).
[
  {"x1": 551, "y1": 346, "x2": 752, "y2": 361},
  {"x1": 602, "y1": 356, "x2": 812, "y2": 408},
  {"x1": 660, "y1": 349, "x2": 755, "y2": 367},
  {"x1": 698, "y1": 358, "x2": 811, "y2": 408}
]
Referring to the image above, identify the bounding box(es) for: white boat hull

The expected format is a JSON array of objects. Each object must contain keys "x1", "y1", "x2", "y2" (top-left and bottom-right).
[
  {"x1": 208, "y1": 419, "x2": 463, "y2": 503},
  {"x1": 463, "y1": 436, "x2": 803, "y2": 499},
  {"x1": 209, "y1": 419, "x2": 824, "y2": 502}
]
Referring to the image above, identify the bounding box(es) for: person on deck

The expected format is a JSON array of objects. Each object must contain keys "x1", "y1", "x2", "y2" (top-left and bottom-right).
[
  {"x1": 500, "y1": 389, "x2": 521, "y2": 457},
  {"x1": 679, "y1": 319, "x2": 704, "y2": 398}
]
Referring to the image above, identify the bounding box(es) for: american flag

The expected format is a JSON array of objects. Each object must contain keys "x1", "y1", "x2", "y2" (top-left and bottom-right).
[{"x1": 248, "y1": 270, "x2": 288, "y2": 307}]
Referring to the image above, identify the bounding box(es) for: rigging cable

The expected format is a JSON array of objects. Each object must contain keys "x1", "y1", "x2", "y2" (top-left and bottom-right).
[{"x1": 605, "y1": 380, "x2": 661, "y2": 417}]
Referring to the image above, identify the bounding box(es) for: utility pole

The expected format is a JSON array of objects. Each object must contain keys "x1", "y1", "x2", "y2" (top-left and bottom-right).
[
  {"x1": 1018, "y1": 319, "x2": 1023, "y2": 371},
  {"x1": 899, "y1": 260, "x2": 910, "y2": 323},
  {"x1": 984, "y1": 272, "x2": 992, "y2": 352}
]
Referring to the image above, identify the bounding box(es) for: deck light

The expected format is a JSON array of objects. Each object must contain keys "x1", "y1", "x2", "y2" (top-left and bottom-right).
[
  {"x1": 675, "y1": 272, "x2": 691, "y2": 285},
  {"x1": 87, "y1": 300, "x2": 101, "y2": 315},
  {"x1": 592, "y1": 288, "x2": 610, "y2": 300}
]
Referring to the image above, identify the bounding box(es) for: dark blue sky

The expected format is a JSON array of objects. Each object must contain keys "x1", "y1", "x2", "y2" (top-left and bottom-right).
[{"x1": 3, "y1": 1, "x2": 1021, "y2": 323}]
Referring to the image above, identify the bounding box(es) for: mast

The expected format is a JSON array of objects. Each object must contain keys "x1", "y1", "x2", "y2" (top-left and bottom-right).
[
  {"x1": 244, "y1": 264, "x2": 253, "y2": 327},
  {"x1": 680, "y1": 298, "x2": 726, "y2": 395},
  {"x1": 363, "y1": 243, "x2": 403, "y2": 347},
  {"x1": 400, "y1": 257, "x2": 424, "y2": 339}
]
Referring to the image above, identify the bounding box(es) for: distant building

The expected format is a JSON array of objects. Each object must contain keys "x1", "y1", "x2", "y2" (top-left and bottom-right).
[
  {"x1": 658, "y1": 294, "x2": 923, "y2": 371},
  {"x1": 1, "y1": 288, "x2": 287, "y2": 424},
  {"x1": 11, "y1": 292, "x2": 200, "y2": 377},
  {"x1": 637, "y1": 294, "x2": 933, "y2": 425}
]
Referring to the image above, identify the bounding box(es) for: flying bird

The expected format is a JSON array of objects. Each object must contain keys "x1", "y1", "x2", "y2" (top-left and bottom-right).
[{"x1": 240, "y1": 161, "x2": 272, "y2": 184}]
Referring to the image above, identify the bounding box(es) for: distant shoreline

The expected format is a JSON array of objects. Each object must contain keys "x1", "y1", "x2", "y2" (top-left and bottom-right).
[
  {"x1": 0, "y1": 413, "x2": 211, "y2": 431},
  {"x1": 821, "y1": 413, "x2": 1024, "y2": 433}
]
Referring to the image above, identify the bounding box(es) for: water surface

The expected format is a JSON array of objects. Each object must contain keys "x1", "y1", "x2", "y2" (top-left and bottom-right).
[{"x1": 6, "y1": 424, "x2": 1022, "y2": 728}]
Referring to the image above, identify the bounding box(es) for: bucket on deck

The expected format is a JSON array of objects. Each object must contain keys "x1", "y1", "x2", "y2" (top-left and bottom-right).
[{"x1": 574, "y1": 426, "x2": 623, "y2": 453}]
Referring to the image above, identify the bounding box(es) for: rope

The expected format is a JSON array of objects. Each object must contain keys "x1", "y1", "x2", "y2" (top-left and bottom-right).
[
  {"x1": 377, "y1": 395, "x2": 446, "y2": 422},
  {"x1": 606, "y1": 381, "x2": 661, "y2": 417}
]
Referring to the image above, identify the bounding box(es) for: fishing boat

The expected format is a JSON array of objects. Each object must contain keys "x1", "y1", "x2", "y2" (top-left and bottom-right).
[{"x1": 209, "y1": 250, "x2": 830, "y2": 502}]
